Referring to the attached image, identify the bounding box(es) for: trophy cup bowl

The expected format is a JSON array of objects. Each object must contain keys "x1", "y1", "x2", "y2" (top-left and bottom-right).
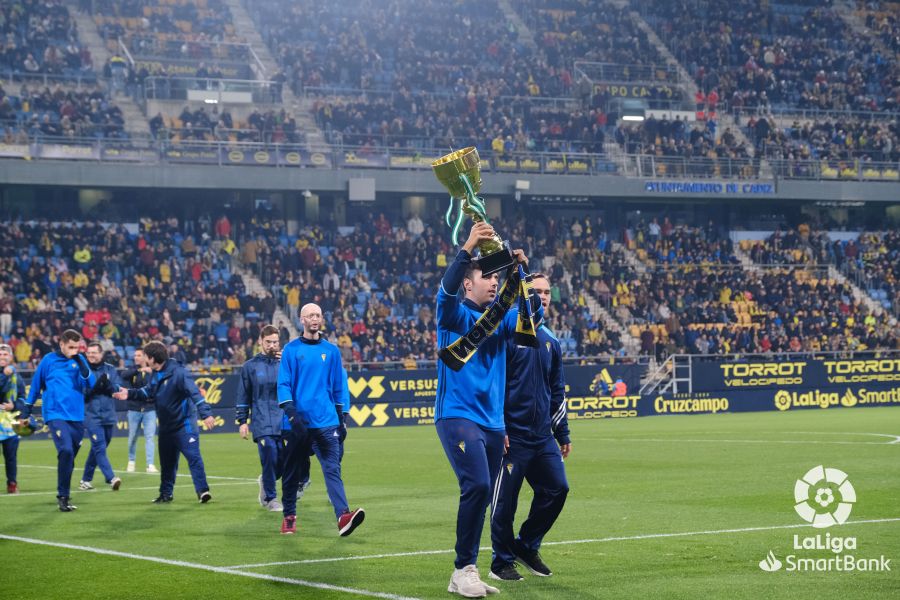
[{"x1": 432, "y1": 147, "x2": 515, "y2": 276}]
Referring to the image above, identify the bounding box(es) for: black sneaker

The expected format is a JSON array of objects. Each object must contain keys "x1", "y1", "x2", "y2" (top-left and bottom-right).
[
  {"x1": 489, "y1": 563, "x2": 523, "y2": 581},
  {"x1": 152, "y1": 495, "x2": 174, "y2": 503},
  {"x1": 514, "y1": 545, "x2": 552, "y2": 577},
  {"x1": 57, "y1": 496, "x2": 77, "y2": 512},
  {"x1": 199, "y1": 491, "x2": 212, "y2": 504}
]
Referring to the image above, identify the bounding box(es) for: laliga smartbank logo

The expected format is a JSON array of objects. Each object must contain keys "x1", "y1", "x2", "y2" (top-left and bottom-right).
[{"x1": 758, "y1": 466, "x2": 891, "y2": 573}]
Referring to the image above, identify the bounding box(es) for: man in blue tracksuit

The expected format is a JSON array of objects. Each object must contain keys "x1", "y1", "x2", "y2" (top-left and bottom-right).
[
  {"x1": 21, "y1": 330, "x2": 96, "y2": 511},
  {"x1": 436, "y1": 221, "x2": 537, "y2": 598},
  {"x1": 277, "y1": 302, "x2": 362, "y2": 536},
  {"x1": 237, "y1": 324, "x2": 290, "y2": 511},
  {"x1": 0, "y1": 343, "x2": 24, "y2": 494},
  {"x1": 490, "y1": 273, "x2": 571, "y2": 582},
  {"x1": 114, "y1": 341, "x2": 216, "y2": 503},
  {"x1": 79, "y1": 343, "x2": 123, "y2": 492}
]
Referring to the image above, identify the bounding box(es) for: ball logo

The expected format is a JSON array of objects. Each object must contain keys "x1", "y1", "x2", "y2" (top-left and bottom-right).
[
  {"x1": 793, "y1": 465, "x2": 856, "y2": 528},
  {"x1": 774, "y1": 390, "x2": 792, "y2": 411}
]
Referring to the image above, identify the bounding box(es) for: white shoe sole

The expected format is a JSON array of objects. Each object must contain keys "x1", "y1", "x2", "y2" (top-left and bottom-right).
[{"x1": 447, "y1": 581, "x2": 486, "y2": 598}]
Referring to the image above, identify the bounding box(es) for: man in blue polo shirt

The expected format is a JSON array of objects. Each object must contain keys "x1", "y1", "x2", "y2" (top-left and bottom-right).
[
  {"x1": 490, "y1": 272, "x2": 571, "y2": 582},
  {"x1": 21, "y1": 330, "x2": 96, "y2": 511},
  {"x1": 436, "y1": 221, "x2": 536, "y2": 598},
  {"x1": 277, "y1": 303, "x2": 362, "y2": 536}
]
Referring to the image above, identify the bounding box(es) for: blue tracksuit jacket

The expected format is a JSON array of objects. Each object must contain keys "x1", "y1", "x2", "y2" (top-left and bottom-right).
[
  {"x1": 84, "y1": 362, "x2": 122, "y2": 428},
  {"x1": 236, "y1": 353, "x2": 288, "y2": 439},
  {"x1": 435, "y1": 249, "x2": 541, "y2": 430},
  {"x1": 26, "y1": 351, "x2": 96, "y2": 421},
  {"x1": 277, "y1": 336, "x2": 344, "y2": 428},
  {"x1": 126, "y1": 359, "x2": 211, "y2": 435},
  {"x1": 505, "y1": 322, "x2": 570, "y2": 444}
]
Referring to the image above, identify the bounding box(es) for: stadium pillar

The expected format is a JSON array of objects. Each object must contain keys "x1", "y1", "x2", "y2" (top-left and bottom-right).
[{"x1": 304, "y1": 192, "x2": 320, "y2": 222}]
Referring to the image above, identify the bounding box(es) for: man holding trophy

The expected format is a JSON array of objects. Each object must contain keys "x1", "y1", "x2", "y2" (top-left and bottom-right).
[{"x1": 432, "y1": 147, "x2": 541, "y2": 598}]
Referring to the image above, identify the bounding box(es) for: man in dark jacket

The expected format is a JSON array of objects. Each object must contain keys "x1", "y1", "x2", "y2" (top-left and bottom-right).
[
  {"x1": 79, "y1": 343, "x2": 123, "y2": 492},
  {"x1": 114, "y1": 341, "x2": 216, "y2": 503},
  {"x1": 236, "y1": 325, "x2": 289, "y2": 512},
  {"x1": 490, "y1": 273, "x2": 571, "y2": 582},
  {"x1": 122, "y1": 348, "x2": 156, "y2": 473}
]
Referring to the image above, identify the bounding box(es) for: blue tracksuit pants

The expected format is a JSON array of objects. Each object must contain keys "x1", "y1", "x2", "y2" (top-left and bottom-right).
[
  {"x1": 436, "y1": 418, "x2": 506, "y2": 569},
  {"x1": 82, "y1": 424, "x2": 116, "y2": 483},
  {"x1": 490, "y1": 435, "x2": 569, "y2": 570},
  {"x1": 158, "y1": 428, "x2": 209, "y2": 497},
  {"x1": 47, "y1": 419, "x2": 84, "y2": 498}
]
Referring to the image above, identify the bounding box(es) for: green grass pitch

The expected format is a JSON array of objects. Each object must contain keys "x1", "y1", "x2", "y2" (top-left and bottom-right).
[{"x1": 2, "y1": 408, "x2": 899, "y2": 599}]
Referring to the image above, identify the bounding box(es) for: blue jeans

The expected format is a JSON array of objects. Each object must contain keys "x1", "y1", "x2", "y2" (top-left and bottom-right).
[{"x1": 127, "y1": 410, "x2": 157, "y2": 465}]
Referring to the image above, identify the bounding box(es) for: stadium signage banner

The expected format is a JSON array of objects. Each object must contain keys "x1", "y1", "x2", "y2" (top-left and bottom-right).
[
  {"x1": 644, "y1": 180, "x2": 775, "y2": 195},
  {"x1": 692, "y1": 359, "x2": 900, "y2": 393}
]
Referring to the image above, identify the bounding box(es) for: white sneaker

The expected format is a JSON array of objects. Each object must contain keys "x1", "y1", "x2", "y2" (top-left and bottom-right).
[
  {"x1": 126, "y1": 461, "x2": 135, "y2": 473},
  {"x1": 110, "y1": 477, "x2": 122, "y2": 491},
  {"x1": 146, "y1": 464, "x2": 158, "y2": 473},
  {"x1": 79, "y1": 480, "x2": 94, "y2": 491},
  {"x1": 257, "y1": 475, "x2": 266, "y2": 506},
  {"x1": 447, "y1": 565, "x2": 492, "y2": 598},
  {"x1": 266, "y1": 499, "x2": 283, "y2": 512}
]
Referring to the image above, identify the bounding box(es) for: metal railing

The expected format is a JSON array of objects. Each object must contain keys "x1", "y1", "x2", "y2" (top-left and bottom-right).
[
  {"x1": 0, "y1": 70, "x2": 98, "y2": 88},
  {"x1": 302, "y1": 86, "x2": 578, "y2": 111},
  {"x1": 574, "y1": 61, "x2": 682, "y2": 85},
  {"x1": 731, "y1": 106, "x2": 900, "y2": 125}
]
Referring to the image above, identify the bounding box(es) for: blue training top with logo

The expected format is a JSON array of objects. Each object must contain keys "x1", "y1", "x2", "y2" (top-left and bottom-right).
[
  {"x1": 435, "y1": 249, "x2": 535, "y2": 431},
  {"x1": 26, "y1": 351, "x2": 96, "y2": 422},
  {"x1": 277, "y1": 336, "x2": 344, "y2": 429}
]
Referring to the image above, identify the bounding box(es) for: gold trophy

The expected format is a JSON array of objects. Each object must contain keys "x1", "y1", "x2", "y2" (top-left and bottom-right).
[{"x1": 432, "y1": 146, "x2": 515, "y2": 275}]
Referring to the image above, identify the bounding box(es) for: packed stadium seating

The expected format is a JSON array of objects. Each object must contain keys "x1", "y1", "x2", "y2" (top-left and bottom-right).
[
  {"x1": 0, "y1": 0, "x2": 94, "y2": 77},
  {"x1": 638, "y1": 0, "x2": 899, "y2": 113},
  {"x1": 1, "y1": 83, "x2": 126, "y2": 139}
]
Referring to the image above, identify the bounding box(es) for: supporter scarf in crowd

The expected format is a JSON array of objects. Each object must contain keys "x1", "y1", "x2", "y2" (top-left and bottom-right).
[{"x1": 439, "y1": 264, "x2": 537, "y2": 371}]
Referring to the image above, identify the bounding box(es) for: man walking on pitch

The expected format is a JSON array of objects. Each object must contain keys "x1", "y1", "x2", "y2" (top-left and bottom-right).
[
  {"x1": 277, "y1": 303, "x2": 362, "y2": 536},
  {"x1": 21, "y1": 330, "x2": 96, "y2": 511},
  {"x1": 79, "y1": 343, "x2": 123, "y2": 492},
  {"x1": 436, "y1": 222, "x2": 536, "y2": 598},
  {"x1": 122, "y1": 348, "x2": 157, "y2": 473},
  {"x1": 237, "y1": 325, "x2": 289, "y2": 511},
  {"x1": 114, "y1": 342, "x2": 216, "y2": 503},
  {"x1": 490, "y1": 273, "x2": 571, "y2": 582}
]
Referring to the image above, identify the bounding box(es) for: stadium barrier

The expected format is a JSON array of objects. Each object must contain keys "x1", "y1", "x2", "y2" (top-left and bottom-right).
[{"x1": 14, "y1": 357, "x2": 899, "y2": 438}]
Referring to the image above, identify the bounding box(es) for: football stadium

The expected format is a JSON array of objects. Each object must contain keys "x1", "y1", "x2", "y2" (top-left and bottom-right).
[{"x1": 0, "y1": 0, "x2": 899, "y2": 598}]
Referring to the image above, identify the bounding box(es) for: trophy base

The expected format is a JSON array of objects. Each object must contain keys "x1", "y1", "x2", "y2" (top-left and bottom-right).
[{"x1": 477, "y1": 245, "x2": 516, "y2": 276}]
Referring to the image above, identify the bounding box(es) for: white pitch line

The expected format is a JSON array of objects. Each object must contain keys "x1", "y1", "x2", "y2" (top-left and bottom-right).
[
  {"x1": 586, "y1": 437, "x2": 898, "y2": 446},
  {"x1": 225, "y1": 517, "x2": 900, "y2": 570},
  {"x1": 0, "y1": 533, "x2": 421, "y2": 600},
  {"x1": 18, "y1": 464, "x2": 257, "y2": 481},
  {"x1": 0, "y1": 481, "x2": 257, "y2": 498}
]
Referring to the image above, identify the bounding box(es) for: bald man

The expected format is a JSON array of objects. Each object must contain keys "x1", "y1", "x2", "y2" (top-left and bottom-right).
[{"x1": 276, "y1": 303, "x2": 364, "y2": 536}]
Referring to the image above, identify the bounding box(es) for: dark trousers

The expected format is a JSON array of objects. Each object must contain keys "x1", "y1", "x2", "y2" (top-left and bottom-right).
[
  {"x1": 158, "y1": 428, "x2": 209, "y2": 497},
  {"x1": 436, "y1": 418, "x2": 506, "y2": 569},
  {"x1": 48, "y1": 419, "x2": 84, "y2": 498},
  {"x1": 2, "y1": 436, "x2": 18, "y2": 484},
  {"x1": 282, "y1": 426, "x2": 349, "y2": 518},
  {"x1": 490, "y1": 435, "x2": 569, "y2": 570},
  {"x1": 82, "y1": 424, "x2": 116, "y2": 483},
  {"x1": 256, "y1": 434, "x2": 286, "y2": 502}
]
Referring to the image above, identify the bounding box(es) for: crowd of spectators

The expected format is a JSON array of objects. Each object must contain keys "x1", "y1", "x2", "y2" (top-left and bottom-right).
[
  {"x1": 610, "y1": 223, "x2": 899, "y2": 359},
  {"x1": 639, "y1": 0, "x2": 900, "y2": 113},
  {"x1": 92, "y1": 0, "x2": 241, "y2": 49},
  {"x1": 148, "y1": 106, "x2": 301, "y2": 144},
  {"x1": 0, "y1": 0, "x2": 94, "y2": 77},
  {"x1": 746, "y1": 114, "x2": 899, "y2": 163},
  {"x1": 0, "y1": 215, "x2": 284, "y2": 369},
  {"x1": 244, "y1": 210, "x2": 625, "y2": 364},
  {"x1": 0, "y1": 83, "x2": 126, "y2": 139}
]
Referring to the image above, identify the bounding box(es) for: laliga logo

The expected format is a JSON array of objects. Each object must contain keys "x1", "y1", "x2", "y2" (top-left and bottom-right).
[{"x1": 794, "y1": 465, "x2": 856, "y2": 528}]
